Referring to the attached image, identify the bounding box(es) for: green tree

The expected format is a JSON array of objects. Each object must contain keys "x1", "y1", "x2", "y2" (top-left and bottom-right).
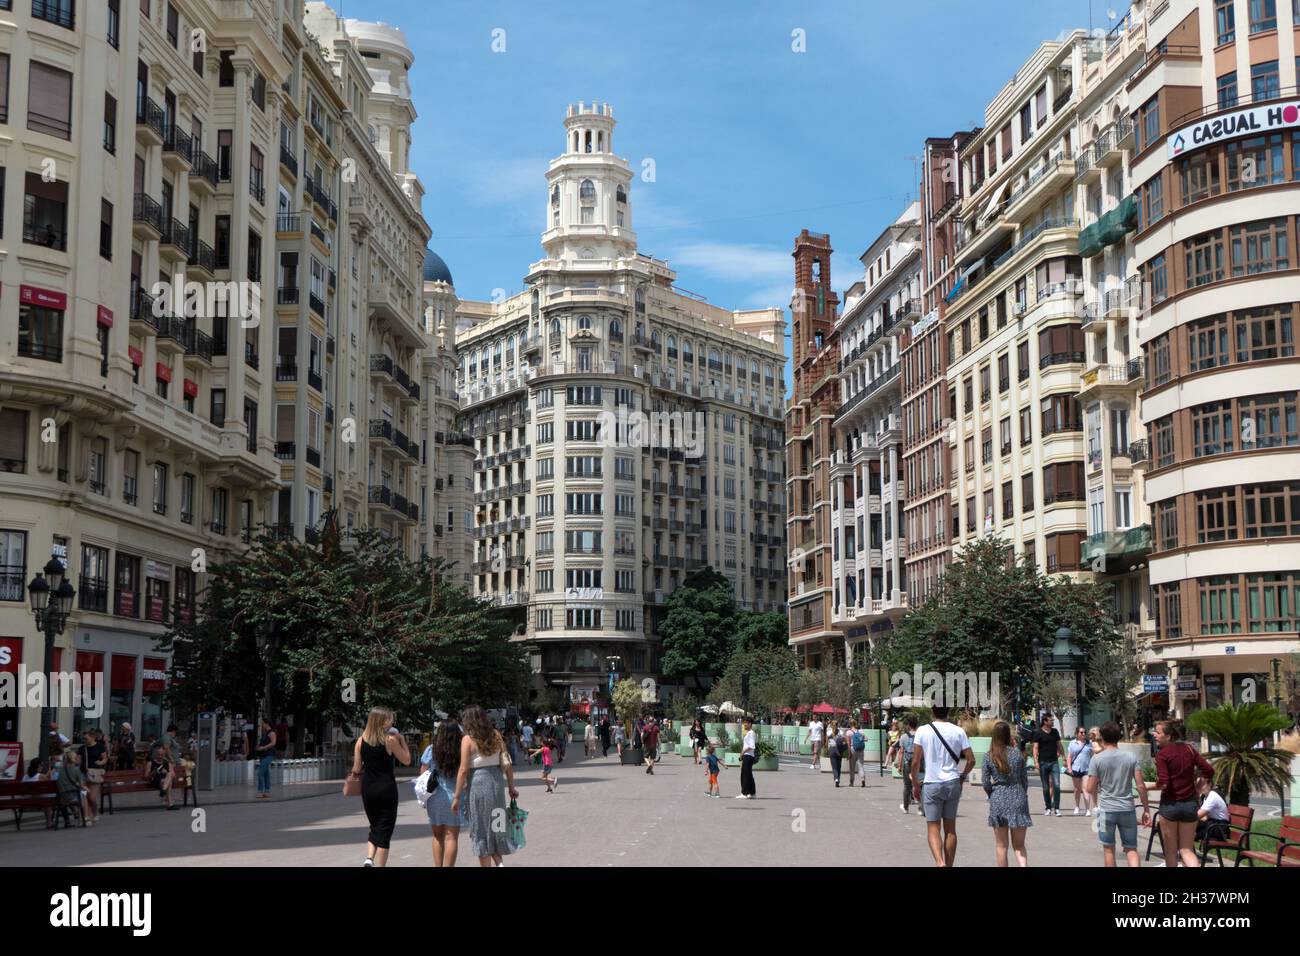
[
  {"x1": 1087, "y1": 625, "x2": 1149, "y2": 731},
  {"x1": 160, "y1": 528, "x2": 528, "y2": 733},
  {"x1": 1186, "y1": 703, "x2": 1293, "y2": 806},
  {"x1": 658, "y1": 568, "x2": 736, "y2": 690},
  {"x1": 877, "y1": 537, "x2": 1122, "y2": 717},
  {"x1": 612, "y1": 677, "x2": 647, "y2": 734},
  {"x1": 732, "y1": 611, "x2": 790, "y2": 652},
  {"x1": 710, "y1": 643, "x2": 799, "y2": 716}
]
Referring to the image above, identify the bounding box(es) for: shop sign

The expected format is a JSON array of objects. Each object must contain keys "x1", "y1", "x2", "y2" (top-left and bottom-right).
[
  {"x1": 0, "y1": 637, "x2": 21, "y2": 673},
  {"x1": 19, "y1": 285, "x2": 67, "y2": 310},
  {"x1": 142, "y1": 658, "x2": 167, "y2": 693},
  {"x1": 1141, "y1": 675, "x2": 1169, "y2": 694},
  {"x1": 1168, "y1": 101, "x2": 1300, "y2": 158},
  {"x1": 145, "y1": 561, "x2": 172, "y2": 582}
]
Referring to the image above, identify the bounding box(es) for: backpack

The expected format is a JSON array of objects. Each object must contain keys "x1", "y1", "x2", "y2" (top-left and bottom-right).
[{"x1": 851, "y1": 731, "x2": 864, "y2": 751}]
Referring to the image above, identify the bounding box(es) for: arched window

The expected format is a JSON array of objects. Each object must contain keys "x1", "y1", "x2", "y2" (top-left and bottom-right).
[
  {"x1": 550, "y1": 318, "x2": 561, "y2": 334},
  {"x1": 666, "y1": 335, "x2": 677, "y2": 359},
  {"x1": 682, "y1": 339, "x2": 693, "y2": 363},
  {"x1": 708, "y1": 348, "x2": 721, "y2": 371},
  {"x1": 634, "y1": 287, "x2": 645, "y2": 313},
  {"x1": 651, "y1": 329, "x2": 661, "y2": 351},
  {"x1": 751, "y1": 359, "x2": 760, "y2": 382},
  {"x1": 578, "y1": 314, "x2": 592, "y2": 331},
  {"x1": 616, "y1": 185, "x2": 627, "y2": 204},
  {"x1": 579, "y1": 180, "x2": 596, "y2": 202},
  {"x1": 551, "y1": 185, "x2": 559, "y2": 206},
  {"x1": 609, "y1": 318, "x2": 622, "y2": 341}
]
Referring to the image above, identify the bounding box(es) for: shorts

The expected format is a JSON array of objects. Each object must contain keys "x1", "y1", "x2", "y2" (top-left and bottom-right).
[
  {"x1": 1068, "y1": 770, "x2": 1086, "y2": 779},
  {"x1": 1096, "y1": 809, "x2": 1138, "y2": 850},
  {"x1": 1160, "y1": 797, "x2": 1199, "y2": 823},
  {"x1": 541, "y1": 764, "x2": 553, "y2": 776},
  {"x1": 644, "y1": 747, "x2": 657, "y2": 760},
  {"x1": 708, "y1": 773, "x2": 718, "y2": 787},
  {"x1": 921, "y1": 779, "x2": 962, "y2": 822}
]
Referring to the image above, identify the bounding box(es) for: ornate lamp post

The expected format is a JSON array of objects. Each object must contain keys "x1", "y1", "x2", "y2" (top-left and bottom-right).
[
  {"x1": 254, "y1": 619, "x2": 280, "y2": 727},
  {"x1": 1034, "y1": 627, "x2": 1088, "y2": 732},
  {"x1": 27, "y1": 556, "x2": 76, "y2": 767}
]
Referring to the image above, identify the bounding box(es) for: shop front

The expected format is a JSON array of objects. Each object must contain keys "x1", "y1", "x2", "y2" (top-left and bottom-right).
[{"x1": 62, "y1": 625, "x2": 172, "y2": 746}]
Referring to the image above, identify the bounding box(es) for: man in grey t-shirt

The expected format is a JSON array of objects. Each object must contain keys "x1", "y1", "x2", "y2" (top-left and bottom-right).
[{"x1": 1085, "y1": 721, "x2": 1151, "y2": 867}]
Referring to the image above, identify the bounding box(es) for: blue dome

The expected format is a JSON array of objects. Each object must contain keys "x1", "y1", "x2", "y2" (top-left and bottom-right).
[{"x1": 422, "y1": 249, "x2": 453, "y2": 286}]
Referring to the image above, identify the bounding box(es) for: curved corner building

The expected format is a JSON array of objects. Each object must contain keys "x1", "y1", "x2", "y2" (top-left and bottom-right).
[{"x1": 1134, "y1": 0, "x2": 1300, "y2": 715}]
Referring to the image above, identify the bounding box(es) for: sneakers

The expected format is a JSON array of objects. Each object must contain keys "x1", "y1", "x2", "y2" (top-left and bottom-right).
[
  {"x1": 1074, "y1": 808, "x2": 1082, "y2": 816},
  {"x1": 711, "y1": 793, "x2": 720, "y2": 799},
  {"x1": 551, "y1": 778, "x2": 558, "y2": 791},
  {"x1": 1044, "y1": 808, "x2": 1054, "y2": 816},
  {"x1": 900, "y1": 804, "x2": 908, "y2": 814},
  {"x1": 1086, "y1": 809, "x2": 1093, "y2": 817},
  {"x1": 1054, "y1": 809, "x2": 1062, "y2": 816},
  {"x1": 735, "y1": 794, "x2": 747, "y2": 799},
  {"x1": 363, "y1": 858, "x2": 374, "y2": 867}
]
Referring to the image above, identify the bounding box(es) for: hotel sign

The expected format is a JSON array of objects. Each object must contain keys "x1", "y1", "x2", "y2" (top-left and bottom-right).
[{"x1": 1168, "y1": 100, "x2": 1300, "y2": 158}]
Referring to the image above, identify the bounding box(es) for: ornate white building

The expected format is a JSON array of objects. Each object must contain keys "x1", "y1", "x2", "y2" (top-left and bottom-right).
[{"x1": 455, "y1": 103, "x2": 787, "y2": 708}]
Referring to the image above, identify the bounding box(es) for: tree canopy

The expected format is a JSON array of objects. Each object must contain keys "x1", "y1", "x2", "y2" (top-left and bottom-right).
[{"x1": 159, "y1": 527, "x2": 528, "y2": 731}]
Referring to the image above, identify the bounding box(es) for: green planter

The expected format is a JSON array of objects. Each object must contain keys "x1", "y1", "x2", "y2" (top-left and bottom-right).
[
  {"x1": 798, "y1": 741, "x2": 812, "y2": 756},
  {"x1": 619, "y1": 747, "x2": 644, "y2": 766},
  {"x1": 723, "y1": 752, "x2": 742, "y2": 767},
  {"x1": 754, "y1": 755, "x2": 780, "y2": 771},
  {"x1": 660, "y1": 743, "x2": 674, "y2": 755}
]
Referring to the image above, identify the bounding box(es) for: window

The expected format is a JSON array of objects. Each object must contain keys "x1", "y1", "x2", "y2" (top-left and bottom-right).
[
  {"x1": 1229, "y1": 218, "x2": 1288, "y2": 275},
  {"x1": 1216, "y1": 72, "x2": 1238, "y2": 110},
  {"x1": 17, "y1": 303, "x2": 64, "y2": 362},
  {"x1": 247, "y1": 228, "x2": 261, "y2": 280},
  {"x1": 1215, "y1": 0, "x2": 1235, "y2": 43},
  {"x1": 210, "y1": 487, "x2": 229, "y2": 534},
  {"x1": 1248, "y1": 0, "x2": 1277, "y2": 34},
  {"x1": 1243, "y1": 482, "x2": 1300, "y2": 536},
  {"x1": 1246, "y1": 573, "x2": 1299, "y2": 632},
  {"x1": 997, "y1": 353, "x2": 1009, "y2": 392},
  {"x1": 1040, "y1": 393, "x2": 1082, "y2": 435},
  {"x1": 99, "y1": 199, "x2": 113, "y2": 259},
  {"x1": 1179, "y1": 154, "x2": 1219, "y2": 205},
  {"x1": 1143, "y1": 175, "x2": 1164, "y2": 226},
  {"x1": 1021, "y1": 473, "x2": 1035, "y2": 512},
  {"x1": 1199, "y1": 576, "x2": 1241, "y2": 634},
  {"x1": 1228, "y1": 134, "x2": 1284, "y2": 190},
  {"x1": 251, "y1": 72, "x2": 266, "y2": 111},
  {"x1": 88, "y1": 436, "x2": 107, "y2": 493},
  {"x1": 1042, "y1": 462, "x2": 1085, "y2": 503},
  {"x1": 103, "y1": 93, "x2": 117, "y2": 153},
  {"x1": 166, "y1": 3, "x2": 179, "y2": 45},
  {"x1": 1150, "y1": 333, "x2": 1172, "y2": 385},
  {"x1": 535, "y1": 570, "x2": 552, "y2": 593},
  {"x1": 28, "y1": 61, "x2": 72, "y2": 138},
  {"x1": 108, "y1": 0, "x2": 120, "y2": 47},
  {"x1": 1019, "y1": 405, "x2": 1033, "y2": 445},
  {"x1": 23, "y1": 171, "x2": 68, "y2": 250},
  {"x1": 1152, "y1": 414, "x2": 1175, "y2": 467},
  {"x1": 1147, "y1": 253, "x2": 1167, "y2": 304},
  {"x1": 180, "y1": 473, "x2": 194, "y2": 523},
  {"x1": 1240, "y1": 392, "x2": 1299, "y2": 448},
  {"x1": 1114, "y1": 486, "x2": 1133, "y2": 529},
  {"x1": 1193, "y1": 400, "x2": 1236, "y2": 456},
  {"x1": 1235, "y1": 305, "x2": 1294, "y2": 361},
  {"x1": 1196, "y1": 487, "x2": 1238, "y2": 542},
  {"x1": 1139, "y1": 96, "x2": 1160, "y2": 152},
  {"x1": 1155, "y1": 499, "x2": 1178, "y2": 551},
  {"x1": 152, "y1": 462, "x2": 168, "y2": 515},
  {"x1": 217, "y1": 129, "x2": 232, "y2": 182},
  {"x1": 218, "y1": 51, "x2": 234, "y2": 86},
  {"x1": 536, "y1": 494, "x2": 553, "y2": 517},
  {"x1": 1184, "y1": 229, "x2": 1224, "y2": 287},
  {"x1": 1157, "y1": 583, "x2": 1182, "y2": 640},
  {"x1": 78, "y1": 543, "x2": 109, "y2": 612},
  {"x1": 0, "y1": 530, "x2": 26, "y2": 601}
]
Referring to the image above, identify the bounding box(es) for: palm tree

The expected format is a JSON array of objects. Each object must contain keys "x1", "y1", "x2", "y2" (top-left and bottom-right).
[{"x1": 1186, "y1": 703, "x2": 1293, "y2": 806}]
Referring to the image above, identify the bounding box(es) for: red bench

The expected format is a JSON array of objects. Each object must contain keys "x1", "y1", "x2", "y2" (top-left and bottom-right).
[
  {"x1": 1198, "y1": 803, "x2": 1254, "y2": 866},
  {"x1": 1235, "y1": 815, "x2": 1300, "y2": 868},
  {"x1": 0, "y1": 780, "x2": 84, "y2": 829},
  {"x1": 101, "y1": 766, "x2": 195, "y2": 813}
]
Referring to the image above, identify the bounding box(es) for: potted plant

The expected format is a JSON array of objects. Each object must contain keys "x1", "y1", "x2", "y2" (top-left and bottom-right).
[
  {"x1": 960, "y1": 716, "x2": 999, "y2": 784},
  {"x1": 754, "y1": 737, "x2": 780, "y2": 771},
  {"x1": 1186, "y1": 703, "x2": 1293, "y2": 806}
]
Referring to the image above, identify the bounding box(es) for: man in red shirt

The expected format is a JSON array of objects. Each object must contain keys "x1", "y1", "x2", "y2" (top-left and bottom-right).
[{"x1": 641, "y1": 719, "x2": 659, "y2": 774}]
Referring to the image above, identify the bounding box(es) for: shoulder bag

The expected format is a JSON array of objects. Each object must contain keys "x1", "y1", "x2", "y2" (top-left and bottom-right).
[{"x1": 927, "y1": 722, "x2": 965, "y2": 784}]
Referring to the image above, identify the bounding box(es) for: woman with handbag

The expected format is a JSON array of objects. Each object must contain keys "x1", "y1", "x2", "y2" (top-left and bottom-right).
[
  {"x1": 1152, "y1": 719, "x2": 1214, "y2": 868},
  {"x1": 348, "y1": 706, "x2": 411, "y2": 867},
  {"x1": 420, "y1": 719, "x2": 468, "y2": 867},
  {"x1": 451, "y1": 706, "x2": 520, "y2": 867}
]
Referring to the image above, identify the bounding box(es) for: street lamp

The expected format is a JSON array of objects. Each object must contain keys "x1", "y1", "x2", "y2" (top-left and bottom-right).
[
  {"x1": 28, "y1": 556, "x2": 76, "y2": 768},
  {"x1": 605, "y1": 655, "x2": 621, "y2": 721},
  {"x1": 254, "y1": 619, "x2": 279, "y2": 727},
  {"x1": 1035, "y1": 627, "x2": 1088, "y2": 732}
]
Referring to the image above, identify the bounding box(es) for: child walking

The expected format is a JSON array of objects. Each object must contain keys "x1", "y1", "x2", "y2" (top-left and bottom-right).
[
  {"x1": 704, "y1": 745, "x2": 723, "y2": 799},
  {"x1": 529, "y1": 740, "x2": 559, "y2": 793}
]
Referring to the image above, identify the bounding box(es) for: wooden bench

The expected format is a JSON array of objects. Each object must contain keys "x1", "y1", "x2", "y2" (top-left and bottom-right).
[
  {"x1": 1198, "y1": 803, "x2": 1253, "y2": 866},
  {"x1": 0, "y1": 780, "x2": 84, "y2": 829},
  {"x1": 101, "y1": 766, "x2": 195, "y2": 813},
  {"x1": 1235, "y1": 815, "x2": 1300, "y2": 868}
]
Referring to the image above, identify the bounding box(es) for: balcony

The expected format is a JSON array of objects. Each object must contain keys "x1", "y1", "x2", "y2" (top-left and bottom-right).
[
  {"x1": 180, "y1": 321, "x2": 214, "y2": 365},
  {"x1": 161, "y1": 125, "x2": 193, "y2": 169},
  {"x1": 275, "y1": 360, "x2": 298, "y2": 383},
  {"x1": 1081, "y1": 524, "x2": 1152, "y2": 573},
  {"x1": 1096, "y1": 120, "x2": 1132, "y2": 168},
  {"x1": 1005, "y1": 153, "x2": 1075, "y2": 222},
  {"x1": 370, "y1": 354, "x2": 394, "y2": 381},
  {"x1": 156, "y1": 315, "x2": 188, "y2": 354},
  {"x1": 135, "y1": 96, "x2": 165, "y2": 145},
  {"x1": 188, "y1": 238, "x2": 216, "y2": 277},
  {"x1": 367, "y1": 486, "x2": 393, "y2": 508},
  {"x1": 1127, "y1": 439, "x2": 1149, "y2": 466},
  {"x1": 274, "y1": 441, "x2": 296, "y2": 460},
  {"x1": 159, "y1": 218, "x2": 190, "y2": 258},
  {"x1": 369, "y1": 419, "x2": 393, "y2": 445},
  {"x1": 277, "y1": 288, "x2": 300, "y2": 306},
  {"x1": 280, "y1": 144, "x2": 298, "y2": 177},
  {"x1": 129, "y1": 288, "x2": 161, "y2": 333},
  {"x1": 189, "y1": 150, "x2": 219, "y2": 192},
  {"x1": 277, "y1": 213, "x2": 302, "y2": 235},
  {"x1": 132, "y1": 193, "x2": 164, "y2": 238}
]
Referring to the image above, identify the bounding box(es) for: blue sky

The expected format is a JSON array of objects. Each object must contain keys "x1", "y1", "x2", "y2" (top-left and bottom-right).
[{"x1": 367, "y1": 0, "x2": 1106, "y2": 321}]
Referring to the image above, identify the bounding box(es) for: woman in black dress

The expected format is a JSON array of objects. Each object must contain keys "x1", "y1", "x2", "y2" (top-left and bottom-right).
[{"x1": 351, "y1": 706, "x2": 411, "y2": 867}]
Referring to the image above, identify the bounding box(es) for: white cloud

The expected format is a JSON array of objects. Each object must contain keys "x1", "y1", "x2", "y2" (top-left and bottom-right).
[{"x1": 669, "y1": 241, "x2": 789, "y2": 283}]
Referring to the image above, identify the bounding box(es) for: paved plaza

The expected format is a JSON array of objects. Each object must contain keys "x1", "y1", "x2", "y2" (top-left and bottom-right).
[{"x1": 0, "y1": 746, "x2": 1173, "y2": 867}]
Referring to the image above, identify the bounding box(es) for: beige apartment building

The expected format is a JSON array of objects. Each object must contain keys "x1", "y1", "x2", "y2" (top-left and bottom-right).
[
  {"x1": 0, "y1": 0, "x2": 457, "y2": 763},
  {"x1": 454, "y1": 103, "x2": 787, "y2": 707},
  {"x1": 946, "y1": 32, "x2": 1092, "y2": 575},
  {"x1": 828, "y1": 204, "x2": 922, "y2": 664},
  {"x1": 1131, "y1": 0, "x2": 1300, "y2": 719}
]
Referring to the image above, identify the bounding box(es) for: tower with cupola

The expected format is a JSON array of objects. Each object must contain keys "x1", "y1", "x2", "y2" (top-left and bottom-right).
[{"x1": 541, "y1": 101, "x2": 636, "y2": 263}]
